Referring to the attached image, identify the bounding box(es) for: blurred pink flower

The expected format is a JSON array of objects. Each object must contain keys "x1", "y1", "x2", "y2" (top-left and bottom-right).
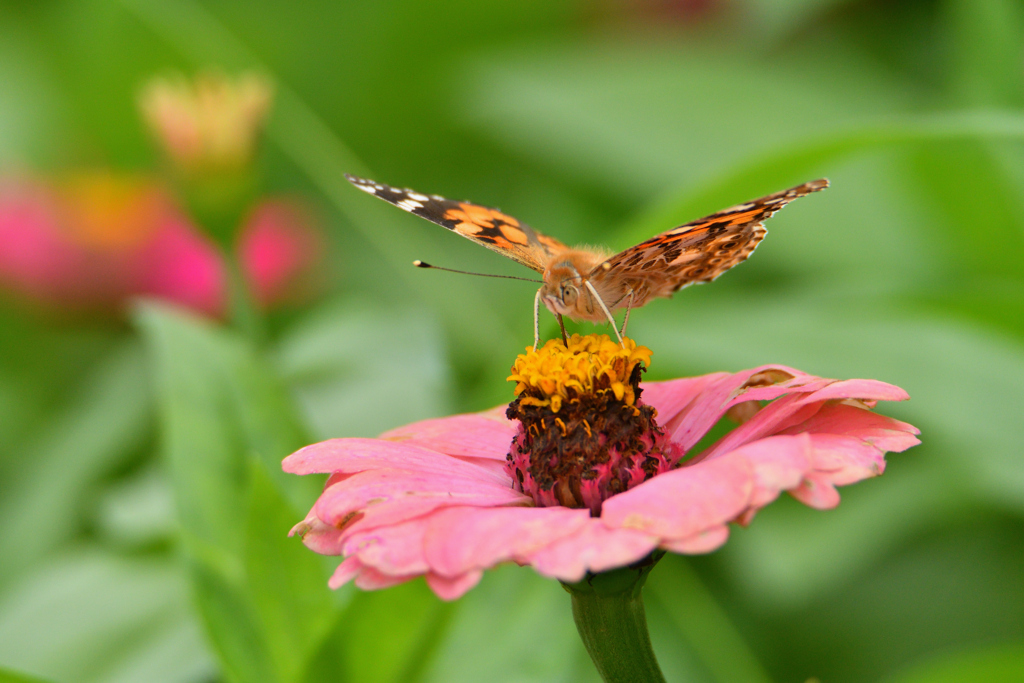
[
  {"x1": 285, "y1": 336, "x2": 919, "y2": 600},
  {"x1": 0, "y1": 173, "x2": 323, "y2": 316}
]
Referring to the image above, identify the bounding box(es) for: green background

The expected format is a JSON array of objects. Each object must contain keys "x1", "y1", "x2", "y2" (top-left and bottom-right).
[{"x1": 1, "y1": 0, "x2": 1023, "y2": 681}]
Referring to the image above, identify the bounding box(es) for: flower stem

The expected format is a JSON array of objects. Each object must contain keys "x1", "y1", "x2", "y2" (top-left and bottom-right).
[
  {"x1": 563, "y1": 552, "x2": 666, "y2": 683},
  {"x1": 224, "y1": 249, "x2": 264, "y2": 344}
]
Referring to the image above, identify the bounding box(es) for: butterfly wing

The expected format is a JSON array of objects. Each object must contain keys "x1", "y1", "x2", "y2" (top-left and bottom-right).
[
  {"x1": 347, "y1": 175, "x2": 567, "y2": 273},
  {"x1": 589, "y1": 179, "x2": 829, "y2": 307}
]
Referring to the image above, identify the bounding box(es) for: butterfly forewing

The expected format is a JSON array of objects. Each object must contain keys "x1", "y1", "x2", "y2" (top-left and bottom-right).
[
  {"x1": 589, "y1": 179, "x2": 829, "y2": 307},
  {"x1": 346, "y1": 174, "x2": 566, "y2": 272}
]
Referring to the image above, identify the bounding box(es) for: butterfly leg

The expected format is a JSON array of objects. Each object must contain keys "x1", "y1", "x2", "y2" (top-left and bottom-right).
[
  {"x1": 619, "y1": 289, "x2": 635, "y2": 340},
  {"x1": 557, "y1": 314, "x2": 568, "y2": 345},
  {"x1": 583, "y1": 280, "x2": 624, "y2": 346},
  {"x1": 533, "y1": 288, "x2": 542, "y2": 350}
]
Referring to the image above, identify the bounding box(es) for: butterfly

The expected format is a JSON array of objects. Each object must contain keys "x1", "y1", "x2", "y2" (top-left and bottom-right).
[{"x1": 346, "y1": 174, "x2": 828, "y2": 346}]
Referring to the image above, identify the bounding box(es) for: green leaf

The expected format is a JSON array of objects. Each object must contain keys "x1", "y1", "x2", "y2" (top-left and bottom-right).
[
  {"x1": 0, "y1": 340, "x2": 151, "y2": 589},
  {"x1": 189, "y1": 562, "x2": 278, "y2": 683},
  {"x1": 944, "y1": 0, "x2": 1024, "y2": 107},
  {"x1": 885, "y1": 642, "x2": 1024, "y2": 683},
  {"x1": 136, "y1": 302, "x2": 315, "y2": 563},
  {"x1": 620, "y1": 111, "x2": 1024, "y2": 249},
  {"x1": 0, "y1": 668, "x2": 52, "y2": 683},
  {"x1": 460, "y1": 38, "x2": 917, "y2": 200},
  {"x1": 304, "y1": 580, "x2": 452, "y2": 683},
  {"x1": 274, "y1": 301, "x2": 451, "y2": 438},
  {"x1": 245, "y1": 459, "x2": 337, "y2": 683},
  {"x1": 646, "y1": 557, "x2": 772, "y2": 683},
  {"x1": 136, "y1": 302, "x2": 322, "y2": 682},
  {"x1": 0, "y1": 550, "x2": 215, "y2": 683},
  {"x1": 422, "y1": 566, "x2": 587, "y2": 683}
]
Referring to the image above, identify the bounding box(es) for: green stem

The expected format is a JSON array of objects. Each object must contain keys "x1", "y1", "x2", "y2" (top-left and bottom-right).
[
  {"x1": 224, "y1": 250, "x2": 264, "y2": 344},
  {"x1": 563, "y1": 552, "x2": 666, "y2": 683}
]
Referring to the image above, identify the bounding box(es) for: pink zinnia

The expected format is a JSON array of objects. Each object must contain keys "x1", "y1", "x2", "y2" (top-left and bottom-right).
[
  {"x1": 284, "y1": 334, "x2": 919, "y2": 601},
  {"x1": 0, "y1": 174, "x2": 322, "y2": 316}
]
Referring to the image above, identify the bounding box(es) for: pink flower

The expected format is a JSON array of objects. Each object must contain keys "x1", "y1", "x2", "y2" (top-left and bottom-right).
[
  {"x1": 285, "y1": 335, "x2": 920, "y2": 601},
  {"x1": 0, "y1": 174, "x2": 322, "y2": 316}
]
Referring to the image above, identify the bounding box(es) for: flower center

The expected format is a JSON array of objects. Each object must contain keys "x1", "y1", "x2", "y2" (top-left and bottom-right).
[{"x1": 506, "y1": 334, "x2": 674, "y2": 514}]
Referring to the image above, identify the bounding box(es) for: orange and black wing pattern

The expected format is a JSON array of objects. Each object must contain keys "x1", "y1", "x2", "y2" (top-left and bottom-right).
[
  {"x1": 591, "y1": 179, "x2": 829, "y2": 306},
  {"x1": 346, "y1": 175, "x2": 567, "y2": 273}
]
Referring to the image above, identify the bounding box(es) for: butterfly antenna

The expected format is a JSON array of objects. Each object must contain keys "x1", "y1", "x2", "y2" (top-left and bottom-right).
[{"x1": 413, "y1": 261, "x2": 542, "y2": 283}]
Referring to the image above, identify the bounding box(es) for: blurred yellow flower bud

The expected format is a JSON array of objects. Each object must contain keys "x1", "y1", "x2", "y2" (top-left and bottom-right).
[{"x1": 139, "y1": 71, "x2": 273, "y2": 173}]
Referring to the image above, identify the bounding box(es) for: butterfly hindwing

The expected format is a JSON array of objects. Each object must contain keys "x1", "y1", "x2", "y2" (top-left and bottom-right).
[
  {"x1": 590, "y1": 179, "x2": 829, "y2": 306},
  {"x1": 346, "y1": 174, "x2": 566, "y2": 272}
]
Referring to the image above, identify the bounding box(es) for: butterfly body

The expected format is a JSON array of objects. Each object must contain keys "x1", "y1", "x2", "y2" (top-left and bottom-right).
[{"x1": 346, "y1": 174, "x2": 828, "y2": 331}]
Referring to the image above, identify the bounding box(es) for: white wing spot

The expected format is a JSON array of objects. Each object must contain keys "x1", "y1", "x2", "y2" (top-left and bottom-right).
[{"x1": 397, "y1": 198, "x2": 424, "y2": 211}]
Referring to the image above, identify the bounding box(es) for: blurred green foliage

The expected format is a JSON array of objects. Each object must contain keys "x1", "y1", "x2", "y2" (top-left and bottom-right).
[{"x1": 1, "y1": 0, "x2": 1023, "y2": 681}]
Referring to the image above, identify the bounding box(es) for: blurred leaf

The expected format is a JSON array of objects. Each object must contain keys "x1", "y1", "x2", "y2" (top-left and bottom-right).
[
  {"x1": 187, "y1": 562, "x2": 276, "y2": 683},
  {"x1": 633, "y1": 297, "x2": 1024, "y2": 604},
  {"x1": 746, "y1": 0, "x2": 855, "y2": 41},
  {"x1": 621, "y1": 111, "x2": 1024, "y2": 248},
  {"x1": 422, "y1": 565, "x2": 592, "y2": 683},
  {"x1": 95, "y1": 465, "x2": 176, "y2": 547},
  {"x1": 245, "y1": 459, "x2": 336, "y2": 683},
  {"x1": 0, "y1": 550, "x2": 215, "y2": 683},
  {"x1": 0, "y1": 7, "x2": 64, "y2": 164},
  {"x1": 304, "y1": 580, "x2": 452, "y2": 683},
  {"x1": 136, "y1": 302, "x2": 315, "y2": 560},
  {"x1": 136, "y1": 302, "x2": 323, "y2": 682},
  {"x1": 646, "y1": 556, "x2": 772, "y2": 683},
  {"x1": 943, "y1": 0, "x2": 1024, "y2": 107},
  {"x1": 461, "y1": 38, "x2": 916, "y2": 200},
  {"x1": 275, "y1": 300, "x2": 450, "y2": 438},
  {"x1": 0, "y1": 339, "x2": 151, "y2": 589},
  {"x1": 904, "y1": 140, "x2": 1024, "y2": 283},
  {"x1": 745, "y1": 519, "x2": 1024, "y2": 683},
  {"x1": 885, "y1": 642, "x2": 1024, "y2": 683},
  {"x1": 0, "y1": 670, "x2": 50, "y2": 683}
]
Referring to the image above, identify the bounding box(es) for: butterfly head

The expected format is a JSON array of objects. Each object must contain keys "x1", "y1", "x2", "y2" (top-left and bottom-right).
[{"x1": 540, "y1": 251, "x2": 608, "y2": 321}]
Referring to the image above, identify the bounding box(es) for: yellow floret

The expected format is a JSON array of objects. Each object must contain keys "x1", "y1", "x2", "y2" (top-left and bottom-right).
[{"x1": 507, "y1": 334, "x2": 652, "y2": 413}]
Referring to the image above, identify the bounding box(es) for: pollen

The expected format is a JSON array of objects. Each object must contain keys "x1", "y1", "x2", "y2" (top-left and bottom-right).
[
  {"x1": 505, "y1": 334, "x2": 672, "y2": 514},
  {"x1": 507, "y1": 334, "x2": 652, "y2": 414}
]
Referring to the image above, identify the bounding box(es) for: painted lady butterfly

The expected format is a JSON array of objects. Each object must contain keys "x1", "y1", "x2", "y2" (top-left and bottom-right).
[{"x1": 347, "y1": 174, "x2": 828, "y2": 344}]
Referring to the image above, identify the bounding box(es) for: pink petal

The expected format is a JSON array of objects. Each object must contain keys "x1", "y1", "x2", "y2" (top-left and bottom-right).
[
  {"x1": 805, "y1": 378, "x2": 910, "y2": 403},
  {"x1": 806, "y1": 434, "x2": 886, "y2": 485},
  {"x1": 789, "y1": 472, "x2": 842, "y2": 509},
  {"x1": 696, "y1": 376, "x2": 914, "y2": 464},
  {"x1": 290, "y1": 513, "x2": 346, "y2": 555},
  {"x1": 313, "y1": 468, "x2": 528, "y2": 529},
  {"x1": 641, "y1": 373, "x2": 729, "y2": 425},
  {"x1": 131, "y1": 209, "x2": 225, "y2": 317},
  {"x1": 663, "y1": 365, "x2": 823, "y2": 452},
  {"x1": 600, "y1": 456, "x2": 753, "y2": 540},
  {"x1": 426, "y1": 570, "x2": 484, "y2": 601},
  {"x1": 661, "y1": 525, "x2": 730, "y2": 554},
  {"x1": 328, "y1": 556, "x2": 364, "y2": 589},
  {"x1": 782, "y1": 402, "x2": 921, "y2": 452},
  {"x1": 529, "y1": 521, "x2": 659, "y2": 582},
  {"x1": 283, "y1": 438, "x2": 510, "y2": 486},
  {"x1": 380, "y1": 410, "x2": 516, "y2": 462},
  {"x1": 739, "y1": 434, "x2": 814, "y2": 509},
  {"x1": 343, "y1": 517, "x2": 431, "y2": 575},
  {"x1": 238, "y1": 199, "x2": 322, "y2": 309},
  {"x1": 353, "y1": 566, "x2": 418, "y2": 591},
  {"x1": 423, "y1": 506, "x2": 591, "y2": 577}
]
